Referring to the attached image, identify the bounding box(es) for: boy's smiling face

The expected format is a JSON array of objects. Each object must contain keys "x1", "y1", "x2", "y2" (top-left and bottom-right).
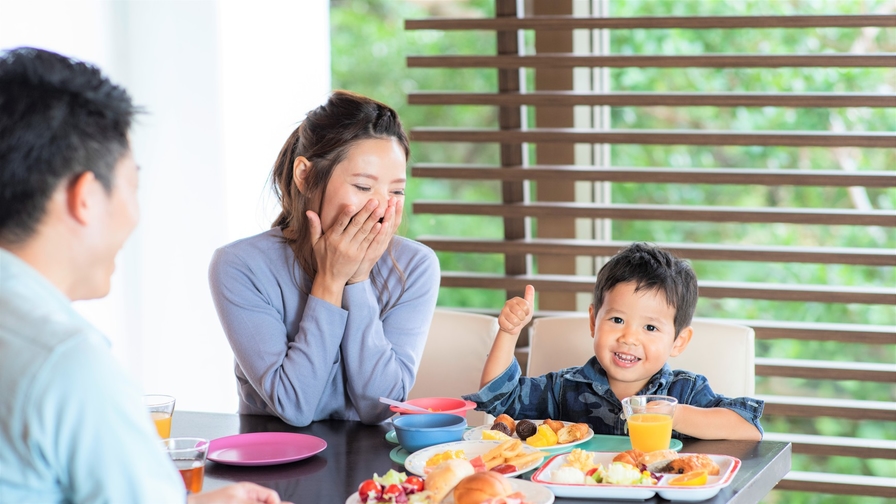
[{"x1": 589, "y1": 281, "x2": 692, "y2": 399}]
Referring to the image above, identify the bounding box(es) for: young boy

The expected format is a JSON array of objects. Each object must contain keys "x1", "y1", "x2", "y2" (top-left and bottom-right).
[{"x1": 463, "y1": 242, "x2": 763, "y2": 440}]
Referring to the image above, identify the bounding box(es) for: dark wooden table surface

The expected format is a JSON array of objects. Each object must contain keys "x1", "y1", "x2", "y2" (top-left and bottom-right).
[{"x1": 172, "y1": 411, "x2": 790, "y2": 503}]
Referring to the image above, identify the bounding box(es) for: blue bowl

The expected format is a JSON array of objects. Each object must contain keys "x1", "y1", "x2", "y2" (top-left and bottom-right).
[{"x1": 391, "y1": 413, "x2": 467, "y2": 453}]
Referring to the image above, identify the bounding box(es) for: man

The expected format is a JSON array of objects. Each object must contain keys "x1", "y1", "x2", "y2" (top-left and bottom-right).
[{"x1": 0, "y1": 47, "x2": 285, "y2": 503}]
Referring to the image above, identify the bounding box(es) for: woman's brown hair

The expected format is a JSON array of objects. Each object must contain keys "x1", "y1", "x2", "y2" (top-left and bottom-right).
[{"x1": 271, "y1": 90, "x2": 410, "y2": 295}]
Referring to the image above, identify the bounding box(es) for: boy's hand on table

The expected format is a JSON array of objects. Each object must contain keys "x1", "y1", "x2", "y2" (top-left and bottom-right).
[{"x1": 498, "y1": 284, "x2": 535, "y2": 336}]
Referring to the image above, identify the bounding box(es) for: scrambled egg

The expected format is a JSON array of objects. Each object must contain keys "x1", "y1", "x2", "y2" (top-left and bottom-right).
[{"x1": 562, "y1": 449, "x2": 598, "y2": 472}]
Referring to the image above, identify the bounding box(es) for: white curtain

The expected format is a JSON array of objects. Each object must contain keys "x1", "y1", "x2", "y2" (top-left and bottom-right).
[{"x1": 0, "y1": 0, "x2": 331, "y2": 412}]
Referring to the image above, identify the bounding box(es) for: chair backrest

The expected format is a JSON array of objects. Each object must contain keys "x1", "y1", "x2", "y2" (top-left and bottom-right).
[
  {"x1": 527, "y1": 315, "x2": 755, "y2": 397},
  {"x1": 409, "y1": 309, "x2": 499, "y2": 426}
]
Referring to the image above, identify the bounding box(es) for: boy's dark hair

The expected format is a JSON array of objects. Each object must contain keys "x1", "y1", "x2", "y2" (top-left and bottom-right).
[
  {"x1": 592, "y1": 242, "x2": 698, "y2": 337},
  {"x1": 0, "y1": 47, "x2": 138, "y2": 244}
]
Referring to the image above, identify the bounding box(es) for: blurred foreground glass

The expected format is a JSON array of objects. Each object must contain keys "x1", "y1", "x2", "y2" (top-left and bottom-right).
[
  {"x1": 143, "y1": 395, "x2": 176, "y2": 438},
  {"x1": 162, "y1": 437, "x2": 208, "y2": 494},
  {"x1": 621, "y1": 395, "x2": 677, "y2": 452}
]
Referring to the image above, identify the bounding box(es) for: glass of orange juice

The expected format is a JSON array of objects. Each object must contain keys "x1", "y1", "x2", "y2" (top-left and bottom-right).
[
  {"x1": 161, "y1": 437, "x2": 208, "y2": 494},
  {"x1": 143, "y1": 395, "x2": 176, "y2": 438},
  {"x1": 621, "y1": 395, "x2": 677, "y2": 452}
]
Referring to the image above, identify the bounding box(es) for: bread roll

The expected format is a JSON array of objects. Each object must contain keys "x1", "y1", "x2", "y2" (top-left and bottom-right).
[
  {"x1": 542, "y1": 418, "x2": 565, "y2": 433},
  {"x1": 424, "y1": 459, "x2": 475, "y2": 503},
  {"x1": 452, "y1": 472, "x2": 512, "y2": 504},
  {"x1": 557, "y1": 423, "x2": 589, "y2": 443},
  {"x1": 612, "y1": 449, "x2": 644, "y2": 467},
  {"x1": 493, "y1": 414, "x2": 516, "y2": 432},
  {"x1": 638, "y1": 449, "x2": 679, "y2": 472}
]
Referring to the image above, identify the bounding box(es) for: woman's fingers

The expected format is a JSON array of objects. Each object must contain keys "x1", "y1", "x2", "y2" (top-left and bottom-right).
[{"x1": 305, "y1": 211, "x2": 323, "y2": 245}]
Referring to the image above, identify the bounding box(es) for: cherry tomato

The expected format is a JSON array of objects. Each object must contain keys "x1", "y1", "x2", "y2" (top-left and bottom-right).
[
  {"x1": 358, "y1": 479, "x2": 382, "y2": 501},
  {"x1": 382, "y1": 483, "x2": 405, "y2": 500},
  {"x1": 585, "y1": 467, "x2": 599, "y2": 477},
  {"x1": 491, "y1": 464, "x2": 517, "y2": 474},
  {"x1": 401, "y1": 475, "x2": 424, "y2": 493}
]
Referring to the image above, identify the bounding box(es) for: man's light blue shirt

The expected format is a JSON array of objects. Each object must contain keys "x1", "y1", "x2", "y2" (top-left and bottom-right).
[{"x1": 0, "y1": 249, "x2": 186, "y2": 503}]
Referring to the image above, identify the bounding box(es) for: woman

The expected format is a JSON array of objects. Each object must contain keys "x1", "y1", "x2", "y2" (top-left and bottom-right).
[{"x1": 209, "y1": 91, "x2": 440, "y2": 426}]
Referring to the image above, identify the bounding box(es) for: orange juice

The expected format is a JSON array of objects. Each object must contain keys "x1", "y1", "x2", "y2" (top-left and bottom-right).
[
  {"x1": 151, "y1": 411, "x2": 172, "y2": 438},
  {"x1": 627, "y1": 413, "x2": 673, "y2": 452},
  {"x1": 175, "y1": 461, "x2": 205, "y2": 493}
]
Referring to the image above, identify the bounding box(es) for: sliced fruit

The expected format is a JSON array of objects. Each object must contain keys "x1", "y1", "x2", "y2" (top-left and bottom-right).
[
  {"x1": 482, "y1": 429, "x2": 511, "y2": 441},
  {"x1": 668, "y1": 470, "x2": 708, "y2": 486}
]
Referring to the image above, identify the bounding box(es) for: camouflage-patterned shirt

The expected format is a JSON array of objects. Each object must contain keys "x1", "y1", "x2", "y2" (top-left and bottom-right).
[{"x1": 463, "y1": 357, "x2": 764, "y2": 438}]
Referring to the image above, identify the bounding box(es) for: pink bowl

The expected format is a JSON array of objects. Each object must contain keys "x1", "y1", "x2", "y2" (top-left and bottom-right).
[{"x1": 389, "y1": 397, "x2": 477, "y2": 418}]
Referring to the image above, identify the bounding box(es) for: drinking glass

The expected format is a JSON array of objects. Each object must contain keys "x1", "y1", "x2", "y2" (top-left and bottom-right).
[
  {"x1": 143, "y1": 395, "x2": 176, "y2": 438},
  {"x1": 161, "y1": 437, "x2": 208, "y2": 494},
  {"x1": 621, "y1": 395, "x2": 677, "y2": 452}
]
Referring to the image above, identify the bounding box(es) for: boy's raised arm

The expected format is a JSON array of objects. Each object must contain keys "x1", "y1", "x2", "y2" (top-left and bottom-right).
[
  {"x1": 673, "y1": 405, "x2": 762, "y2": 441},
  {"x1": 480, "y1": 285, "x2": 535, "y2": 388}
]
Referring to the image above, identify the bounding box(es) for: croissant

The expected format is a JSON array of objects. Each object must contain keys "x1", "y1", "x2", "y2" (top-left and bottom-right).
[
  {"x1": 664, "y1": 454, "x2": 720, "y2": 476},
  {"x1": 612, "y1": 449, "x2": 644, "y2": 467},
  {"x1": 542, "y1": 418, "x2": 565, "y2": 434},
  {"x1": 493, "y1": 414, "x2": 516, "y2": 433},
  {"x1": 557, "y1": 423, "x2": 589, "y2": 444}
]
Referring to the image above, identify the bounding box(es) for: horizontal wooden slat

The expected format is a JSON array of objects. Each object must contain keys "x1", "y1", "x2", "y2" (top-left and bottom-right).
[
  {"x1": 407, "y1": 54, "x2": 896, "y2": 69},
  {"x1": 405, "y1": 14, "x2": 896, "y2": 31},
  {"x1": 763, "y1": 433, "x2": 896, "y2": 459},
  {"x1": 412, "y1": 164, "x2": 896, "y2": 187},
  {"x1": 437, "y1": 272, "x2": 896, "y2": 304},
  {"x1": 410, "y1": 127, "x2": 895, "y2": 148},
  {"x1": 417, "y1": 237, "x2": 896, "y2": 266},
  {"x1": 779, "y1": 471, "x2": 896, "y2": 498},
  {"x1": 413, "y1": 201, "x2": 896, "y2": 226},
  {"x1": 755, "y1": 358, "x2": 896, "y2": 382},
  {"x1": 758, "y1": 395, "x2": 896, "y2": 421},
  {"x1": 409, "y1": 91, "x2": 896, "y2": 108}
]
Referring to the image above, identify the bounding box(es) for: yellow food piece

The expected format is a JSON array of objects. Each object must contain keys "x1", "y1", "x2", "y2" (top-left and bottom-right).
[
  {"x1": 562, "y1": 448, "x2": 597, "y2": 472},
  {"x1": 482, "y1": 429, "x2": 511, "y2": 441},
  {"x1": 669, "y1": 470, "x2": 708, "y2": 486},
  {"x1": 525, "y1": 424, "x2": 559, "y2": 447},
  {"x1": 424, "y1": 449, "x2": 466, "y2": 467}
]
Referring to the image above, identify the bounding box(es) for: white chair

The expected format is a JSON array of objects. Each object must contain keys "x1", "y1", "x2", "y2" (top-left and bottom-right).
[
  {"x1": 527, "y1": 314, "x2": 755, "y2": 397},
  {"x1": 409, "y1": 309, "x2": 499, "y2": 426}
]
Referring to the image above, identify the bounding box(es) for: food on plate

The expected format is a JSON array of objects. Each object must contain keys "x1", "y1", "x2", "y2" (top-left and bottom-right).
[
  {"x1": 664, "y1": 454, "x2": 720, "y2": 476},
  {"x1": 493, "y1": 414, "x2": 516, "y2": 433},
  {"x1": 489, "y1": 420, "x2": 513, "y2": 437},
  {"x1": 358, "y1": 469, "x2": 430, "y2": 503},
  {"x1": 514, "y1": 419, "x2": 538, "y2": 440},
  {"x1": 452, "y1": 471, "x2": 513, "y2": 504},
  {"x1": 425, "y1": 449, "x2": 466, "y2": 468},
  {"x1": 482, "y1": 428, "x2": 512, "y2": 441},
  {"x1": 612, "y1": 449, "x2": 644, "y2": 467},
  {"x1": 557, "y1": 423, "x2": 589, "y2": 444},
  {"x1": 639, "y1": 449, "x2": 680, "y2": 472},
  {"x1": 425, "y1": 459, "x2": 475, "y2": 502},
  {"x1": 542, "y1": 418, "x2": 564, "y2": 433},
  {"x1": 481, "y1": 439, "x2": 548, "y2": 472},
  {"x1": 525, "y1": 424, "x2": 558, "y2": 447},
  {"x1": 669, "y1": 469, "x2": 709, "y2": 486},
  {"x1": 563, "y1": 448, "x2": 598, "y2": 473},
  {"x1": 550, "y1": 459, "x2": 657, "y2": 486}
]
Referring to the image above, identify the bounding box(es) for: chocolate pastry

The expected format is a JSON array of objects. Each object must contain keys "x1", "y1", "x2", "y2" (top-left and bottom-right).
[
  {"x1": 489, "y1": 421, "x2": 512, "y2": 436},
  {"x1": 515, "y1": 419, "x2": 538, "y2": 441},
  {"x1": 493, "y1": 413, "x2": 516, "y2": 432}
]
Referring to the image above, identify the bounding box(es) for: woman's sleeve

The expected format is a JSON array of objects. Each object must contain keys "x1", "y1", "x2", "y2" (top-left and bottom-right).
[
  {"x1": 208, "y1": 246, "x2": 345, "y2": 426},
  {"x1": 339, "y1": 244, "x2": 441, "y2": 424}
]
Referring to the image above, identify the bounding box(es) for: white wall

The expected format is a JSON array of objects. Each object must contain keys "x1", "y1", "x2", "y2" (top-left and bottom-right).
[{"x1": 0, "y1": 0, "x2": 330, "y2": 412}]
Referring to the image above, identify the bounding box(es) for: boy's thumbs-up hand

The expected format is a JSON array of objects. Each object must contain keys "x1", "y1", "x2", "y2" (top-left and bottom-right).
[{"x1": 498, "y1": 284, "x2": 536, "y2": 336}]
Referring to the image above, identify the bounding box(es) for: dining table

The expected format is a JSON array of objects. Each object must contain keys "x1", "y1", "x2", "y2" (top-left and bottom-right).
[{"x1": 172, "y1": 411, "x2": 791, "y2": 503}]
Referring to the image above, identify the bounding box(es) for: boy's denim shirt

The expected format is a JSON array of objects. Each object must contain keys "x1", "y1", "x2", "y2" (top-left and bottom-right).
[{"x1": 463, "y1": 356, "x2": 764, "y2": 438}]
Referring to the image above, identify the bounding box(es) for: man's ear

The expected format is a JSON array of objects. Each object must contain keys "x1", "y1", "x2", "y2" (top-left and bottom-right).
[
  {"x1": 670, "y1": 326, "x2": 693, "y2": 357},
  {"x1": 588, "y1": 304, "x2": 596, "y2": 339},
  {"x1": 293, "y1": 156, "x2": 311, "y2": 193},
  {"x1": 67, "y1": 171, "x2": 100, "y2": 225}
]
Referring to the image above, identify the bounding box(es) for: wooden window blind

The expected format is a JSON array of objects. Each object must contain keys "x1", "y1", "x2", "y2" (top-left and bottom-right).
[{"x1": 405, "y1": 1, "x2": 895, "y2": 499}]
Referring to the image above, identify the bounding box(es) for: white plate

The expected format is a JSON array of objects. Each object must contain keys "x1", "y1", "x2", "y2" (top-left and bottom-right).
[
  {"x1": 404, "y1": 440, "x2": 546, "y2": 478},
  {"x1": 463, "y1": 420, "x2": 594, "y2": 451},
  {"x1": 344, "y1": 478, "x2": 554, "y2": 504},
  {"x1": 531, "y1": 451, "x2": 741, "y2": 501}
]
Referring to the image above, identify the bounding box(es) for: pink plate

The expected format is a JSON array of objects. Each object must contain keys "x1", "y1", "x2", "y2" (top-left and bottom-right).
[{"x1": 207, "y1": 432, "x2": 327, "y2": 466}]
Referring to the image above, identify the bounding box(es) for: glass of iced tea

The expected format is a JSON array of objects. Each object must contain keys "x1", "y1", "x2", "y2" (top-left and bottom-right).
[
  {"x1": 161, "y1": 437, "x2": 208, "y2": 494},
  {"x1": 143, "y1": 395, "x2": 176, "y2": 438},
  {"x1": 621, "y1": 395, "x2": 677, "y2": 452}
]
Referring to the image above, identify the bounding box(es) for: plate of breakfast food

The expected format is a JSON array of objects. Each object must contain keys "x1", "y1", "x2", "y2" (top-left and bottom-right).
[
  {"x1": 404, "y1": 439, "x2": 548, "y2": 479},
  {"x1": 347, "y1": 462, "x2": 554, "y2": 504},
  {"x1": 531, "y1": 448, "x2": 741, "y2": 501},
  {"x1": 463, "y1": 414, "x2": 593, "y2": 451}
]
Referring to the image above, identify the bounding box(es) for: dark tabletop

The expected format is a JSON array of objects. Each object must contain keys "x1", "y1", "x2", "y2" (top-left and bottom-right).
[{"x1": 172, "y1": 411, "x2": 791, "y2": 504}]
